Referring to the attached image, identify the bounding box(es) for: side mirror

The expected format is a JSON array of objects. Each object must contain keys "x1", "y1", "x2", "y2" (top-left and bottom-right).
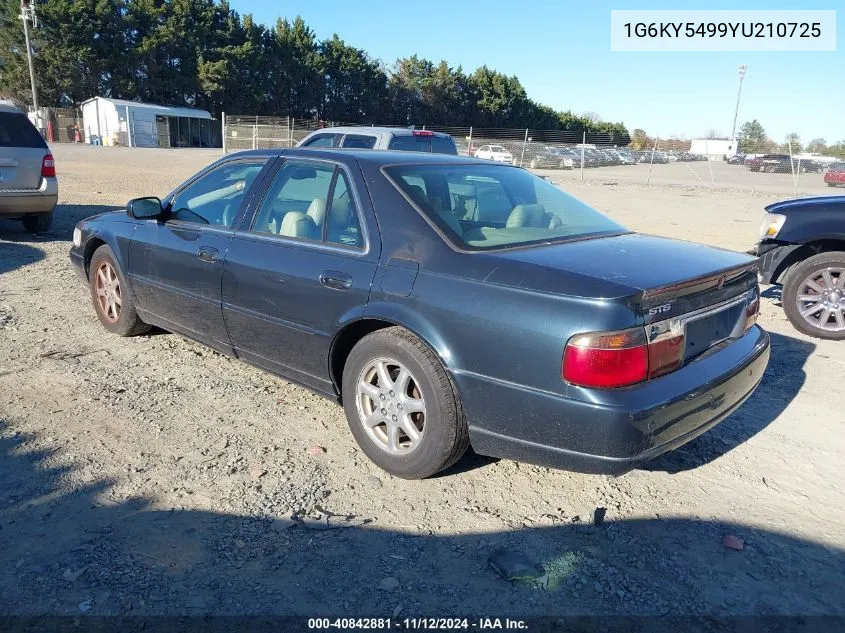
[{"x1": 127, "y1": 197, "x2": 163, "y2": 219}]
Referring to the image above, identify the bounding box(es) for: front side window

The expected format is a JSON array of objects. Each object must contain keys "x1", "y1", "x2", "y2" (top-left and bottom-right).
[
  {"x1": 251, "y1": 160, "x2": 363, "y2": 248},
  {"x1": 169, "y1": 159, "x2": 266, "y2": 227},
  {"x1": 386, "y1": 164, "x2": 627, "y2": 251}
]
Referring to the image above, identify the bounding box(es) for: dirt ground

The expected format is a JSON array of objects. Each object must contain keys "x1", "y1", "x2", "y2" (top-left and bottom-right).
[{"x1": 0, "y1": 145, "x2": 843, "y2": 620}]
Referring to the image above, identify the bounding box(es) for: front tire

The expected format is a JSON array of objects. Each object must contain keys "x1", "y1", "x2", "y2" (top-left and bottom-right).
[
  {"x1": 22, "y1": 212, "x2": 53, "y2": 234},
  {"x1": 88, "y1": 245, "x2": 151, "y2": 337},
  {"x1": 782, "y1": 252, "x2": 845, "y2": 340},
  {"x1": 341, "y1": 327, "x2": 469, "y2": 479}
]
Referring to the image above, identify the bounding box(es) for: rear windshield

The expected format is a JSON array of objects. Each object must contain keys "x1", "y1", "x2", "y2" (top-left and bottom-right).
[
  {"x1": 829, "y1": 162, "x2": 845, "y2": 170},
  {"x1": 0, "y1": 112, "x2": 47, "y2": 148},
  {"x1": 388, "y1": 135, "x2": 457, "y2": 155},
  {"x1": 385, "y1": 164, "x2": 627, "y2": 251}
]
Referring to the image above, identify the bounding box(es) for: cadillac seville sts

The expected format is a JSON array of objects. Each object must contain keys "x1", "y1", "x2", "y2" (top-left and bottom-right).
[{"x1": 70, "y1": 149, "x2": 770, "y2": 479}]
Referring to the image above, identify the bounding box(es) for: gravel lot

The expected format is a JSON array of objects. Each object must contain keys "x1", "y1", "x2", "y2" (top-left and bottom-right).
[{"x1": 0, "y1": 145, "x2": 843, "y2": 619}]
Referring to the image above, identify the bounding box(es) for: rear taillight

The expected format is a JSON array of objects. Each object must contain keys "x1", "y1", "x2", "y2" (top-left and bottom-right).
[
  {"x1": 41, "y1": 154, "x2": 55, "y2": 178},
  {"x1": 744, "y1": 288, "x2": 760, "y2": 332},
  {"x1": 646, "y1": 321, "x2": 685, "y2": 378},
  {"x1": 562, "y1": 328, "x2": 649, "y2": 388},
  {"x1": 412, "y1": 130, "x2": 434, "y2": 137}
]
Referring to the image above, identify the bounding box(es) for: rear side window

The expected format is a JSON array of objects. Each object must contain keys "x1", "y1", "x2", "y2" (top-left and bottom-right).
[
  {"x1": 0, "y1": 112, "x2": 47, "y2": 148},
  {"x1": 388, "y1": 134, "x2": 457, "y2": 155},
  {"x1": 341, "y1": 134, "x2": 377, "y2": 149},
  {"x1": 302, "y1": 134, "x2": 338, "y2": 148}
]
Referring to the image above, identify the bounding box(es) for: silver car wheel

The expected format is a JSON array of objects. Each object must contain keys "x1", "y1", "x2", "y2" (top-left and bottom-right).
[
  {"x1": 796, "y1": 267, "x2": 845, "y2": 332},
  {"x1": 356, "y1": 357, "x2": 426, "y2": 455}
]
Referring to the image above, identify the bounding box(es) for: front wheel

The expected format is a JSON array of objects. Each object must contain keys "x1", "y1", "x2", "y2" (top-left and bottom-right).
[
  {"x1": 782, "y1": 252, "x2": 845, "y2": 340},
  {"x1": 22, "y1": 212, "x2": 53, "y2": 234},
  {"x1": 88, "y1": 245, "x2": 151, "y2": 337},
  {"x1": 341, "y1": 327, "x2": 469, "y2": 479}
]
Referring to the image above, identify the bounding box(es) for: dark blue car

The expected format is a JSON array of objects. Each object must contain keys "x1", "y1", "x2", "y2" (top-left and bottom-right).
[{"x1": 69, "y1": 149, "x2": 770, "y2": 479}]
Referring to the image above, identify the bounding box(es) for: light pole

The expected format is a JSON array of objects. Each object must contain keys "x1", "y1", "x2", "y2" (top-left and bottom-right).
[
  {"x1": 19, "y1": 0, "x2": 39, "y2": 113},
  {"x1": 730, "y1": 64, "x2": 747, "y2": 142}
]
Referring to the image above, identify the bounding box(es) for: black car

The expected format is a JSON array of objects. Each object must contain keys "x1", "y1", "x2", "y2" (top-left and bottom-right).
[
  {"x1": 69, "y1": 149, "x2": 769, "y2": 479},
  {"x1": 727, "y1": 154, "x2": 746, "y2": 165},
  {"x1": 753, "y1": 154, "x2": 799, "y2": 173},
  {"x1": 752, "y1": 195, "x2": 845, "y2": 340},
  {"x1": 526, "y1": 147, "x2": 573, "y2": 169}
]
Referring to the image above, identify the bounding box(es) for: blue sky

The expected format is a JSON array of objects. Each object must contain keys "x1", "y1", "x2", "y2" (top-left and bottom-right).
[{"x1": 230, "y1": 0, "x2": 843, "y2": 144}]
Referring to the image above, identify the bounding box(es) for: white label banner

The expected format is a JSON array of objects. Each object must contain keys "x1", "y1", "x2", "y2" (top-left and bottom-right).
[{"x1": 611, "y1": 10, "x2": 836, "y2": 51}]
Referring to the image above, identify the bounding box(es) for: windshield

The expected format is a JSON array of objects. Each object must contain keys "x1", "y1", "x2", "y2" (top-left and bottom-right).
[{"x1": 384, "y1": 164, "x2": 627, "y2": 251}]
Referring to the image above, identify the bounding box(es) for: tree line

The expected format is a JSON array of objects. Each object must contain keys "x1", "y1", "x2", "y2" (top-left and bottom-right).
[
  {"x1": 0, "y1": 0, "x2": 630, "y2": 145},
  {"x1": 738, "y1": 120, "x2": 845, "y2": 158}
]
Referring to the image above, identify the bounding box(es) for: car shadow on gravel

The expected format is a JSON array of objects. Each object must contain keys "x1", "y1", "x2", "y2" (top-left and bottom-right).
[
  {"x1": 0, "y1": 241, "x2": 45, "y2": 275},
  {"x1": 1, "y1": 419, "x2": 843, "y2": 621},
  {"x1": 644, "y1": 331, "x2": 814, "y2": 474},
  {"x1": 0, "y1": 204, "x2": 120, "y2": 244}
]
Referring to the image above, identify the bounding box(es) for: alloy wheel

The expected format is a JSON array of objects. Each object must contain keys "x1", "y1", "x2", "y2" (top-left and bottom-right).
[
  {"x1": 356, "y1": 357, "x2": 426, "y2": 455},
  {"x1": 796, "y1": 267, "x2": 845, "y2": 332},
  {"x1": 94, "y1": 261, "x2": 122, "y2": 323}
]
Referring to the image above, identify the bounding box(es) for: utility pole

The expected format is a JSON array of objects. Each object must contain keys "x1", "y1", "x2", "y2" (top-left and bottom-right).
[
  {"x1": 730, "y1": 64, "x2": 747, "y2": 142},
  {"x1": 20, "y1": 0, "x2": 39, "y2": 113}
]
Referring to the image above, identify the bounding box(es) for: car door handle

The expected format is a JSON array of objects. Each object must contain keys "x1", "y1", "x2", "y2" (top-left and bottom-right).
[
  {"x1": 197, "y1": 246, "x2": 219, "y2": 263},
  {"x1": 319, "y1": 271, "x2": 353, "y2": 290}
]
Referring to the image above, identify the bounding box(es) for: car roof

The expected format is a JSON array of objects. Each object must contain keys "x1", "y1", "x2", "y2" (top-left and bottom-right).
[
  {"x1": 0, "y1": 103, "x2": 24, "y2": 114},
  {"x1": 304, "y1": 126, "x2": 452, "y2": 138},
  {"x1": 225, "y1": 147, "x2": 503, "y2": 167}
]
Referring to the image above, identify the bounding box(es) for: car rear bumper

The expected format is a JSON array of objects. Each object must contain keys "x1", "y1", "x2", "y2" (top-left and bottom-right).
[
  {"x1": 459, "y1": 325, "x2": 770, "y2": 475},
  {"x1": 0, "y1": 177, "x2": 58, "y2": 216}
]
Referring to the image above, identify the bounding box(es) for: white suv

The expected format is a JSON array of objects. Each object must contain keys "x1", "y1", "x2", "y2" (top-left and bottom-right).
[{"x1": 0, "y1": 104, "x2": 58, "y2": 233}]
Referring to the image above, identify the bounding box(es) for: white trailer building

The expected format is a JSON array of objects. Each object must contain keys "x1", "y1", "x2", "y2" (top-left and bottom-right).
[
  {"x1": 688, "y1": 138, "x2": 738, "y2": 160},
  {"x1": 80, "y1": 97, "x2": 218, "y2": 148}
]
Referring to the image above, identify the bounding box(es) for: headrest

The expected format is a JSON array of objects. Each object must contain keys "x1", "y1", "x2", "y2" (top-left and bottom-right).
[
  {"x1": 280, "y1": 211, "x2": 316, "y2": 239},
  {"x1": 506, "y1": 204, "x2": 546, "y2": 228},
  {"x1": 306, "y1": 198, "x2": 326, "y2": 228}
]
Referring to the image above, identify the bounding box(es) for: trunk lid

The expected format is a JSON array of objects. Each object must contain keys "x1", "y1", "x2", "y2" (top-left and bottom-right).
[{"x1": 488, "y1": 232, "x2": 759, "y2": 322}]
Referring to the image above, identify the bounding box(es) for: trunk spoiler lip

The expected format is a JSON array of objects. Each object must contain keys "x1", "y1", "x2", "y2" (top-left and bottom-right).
[{"x1": 641, "y1": 261, "x2": 759, "y2": 304}]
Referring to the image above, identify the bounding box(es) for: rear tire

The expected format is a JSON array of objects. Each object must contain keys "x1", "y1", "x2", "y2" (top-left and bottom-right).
[
  {"x1": 22, "y1": 212, "x2": 53, "y2": 234},
  {"x1": 88, "y1": 244, "x2": 151, "y2": 337},
  {"x1": 341, "y1": 327, "x2": 469, "y2": 479},
  {"x1": 782, "y1": 252, "x2": 845, "y2": 341}
]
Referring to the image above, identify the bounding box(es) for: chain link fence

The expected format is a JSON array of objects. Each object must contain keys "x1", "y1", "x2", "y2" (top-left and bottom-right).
[{"x1": 220, "y1": 114, "x2": 844, "y2": 196}]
